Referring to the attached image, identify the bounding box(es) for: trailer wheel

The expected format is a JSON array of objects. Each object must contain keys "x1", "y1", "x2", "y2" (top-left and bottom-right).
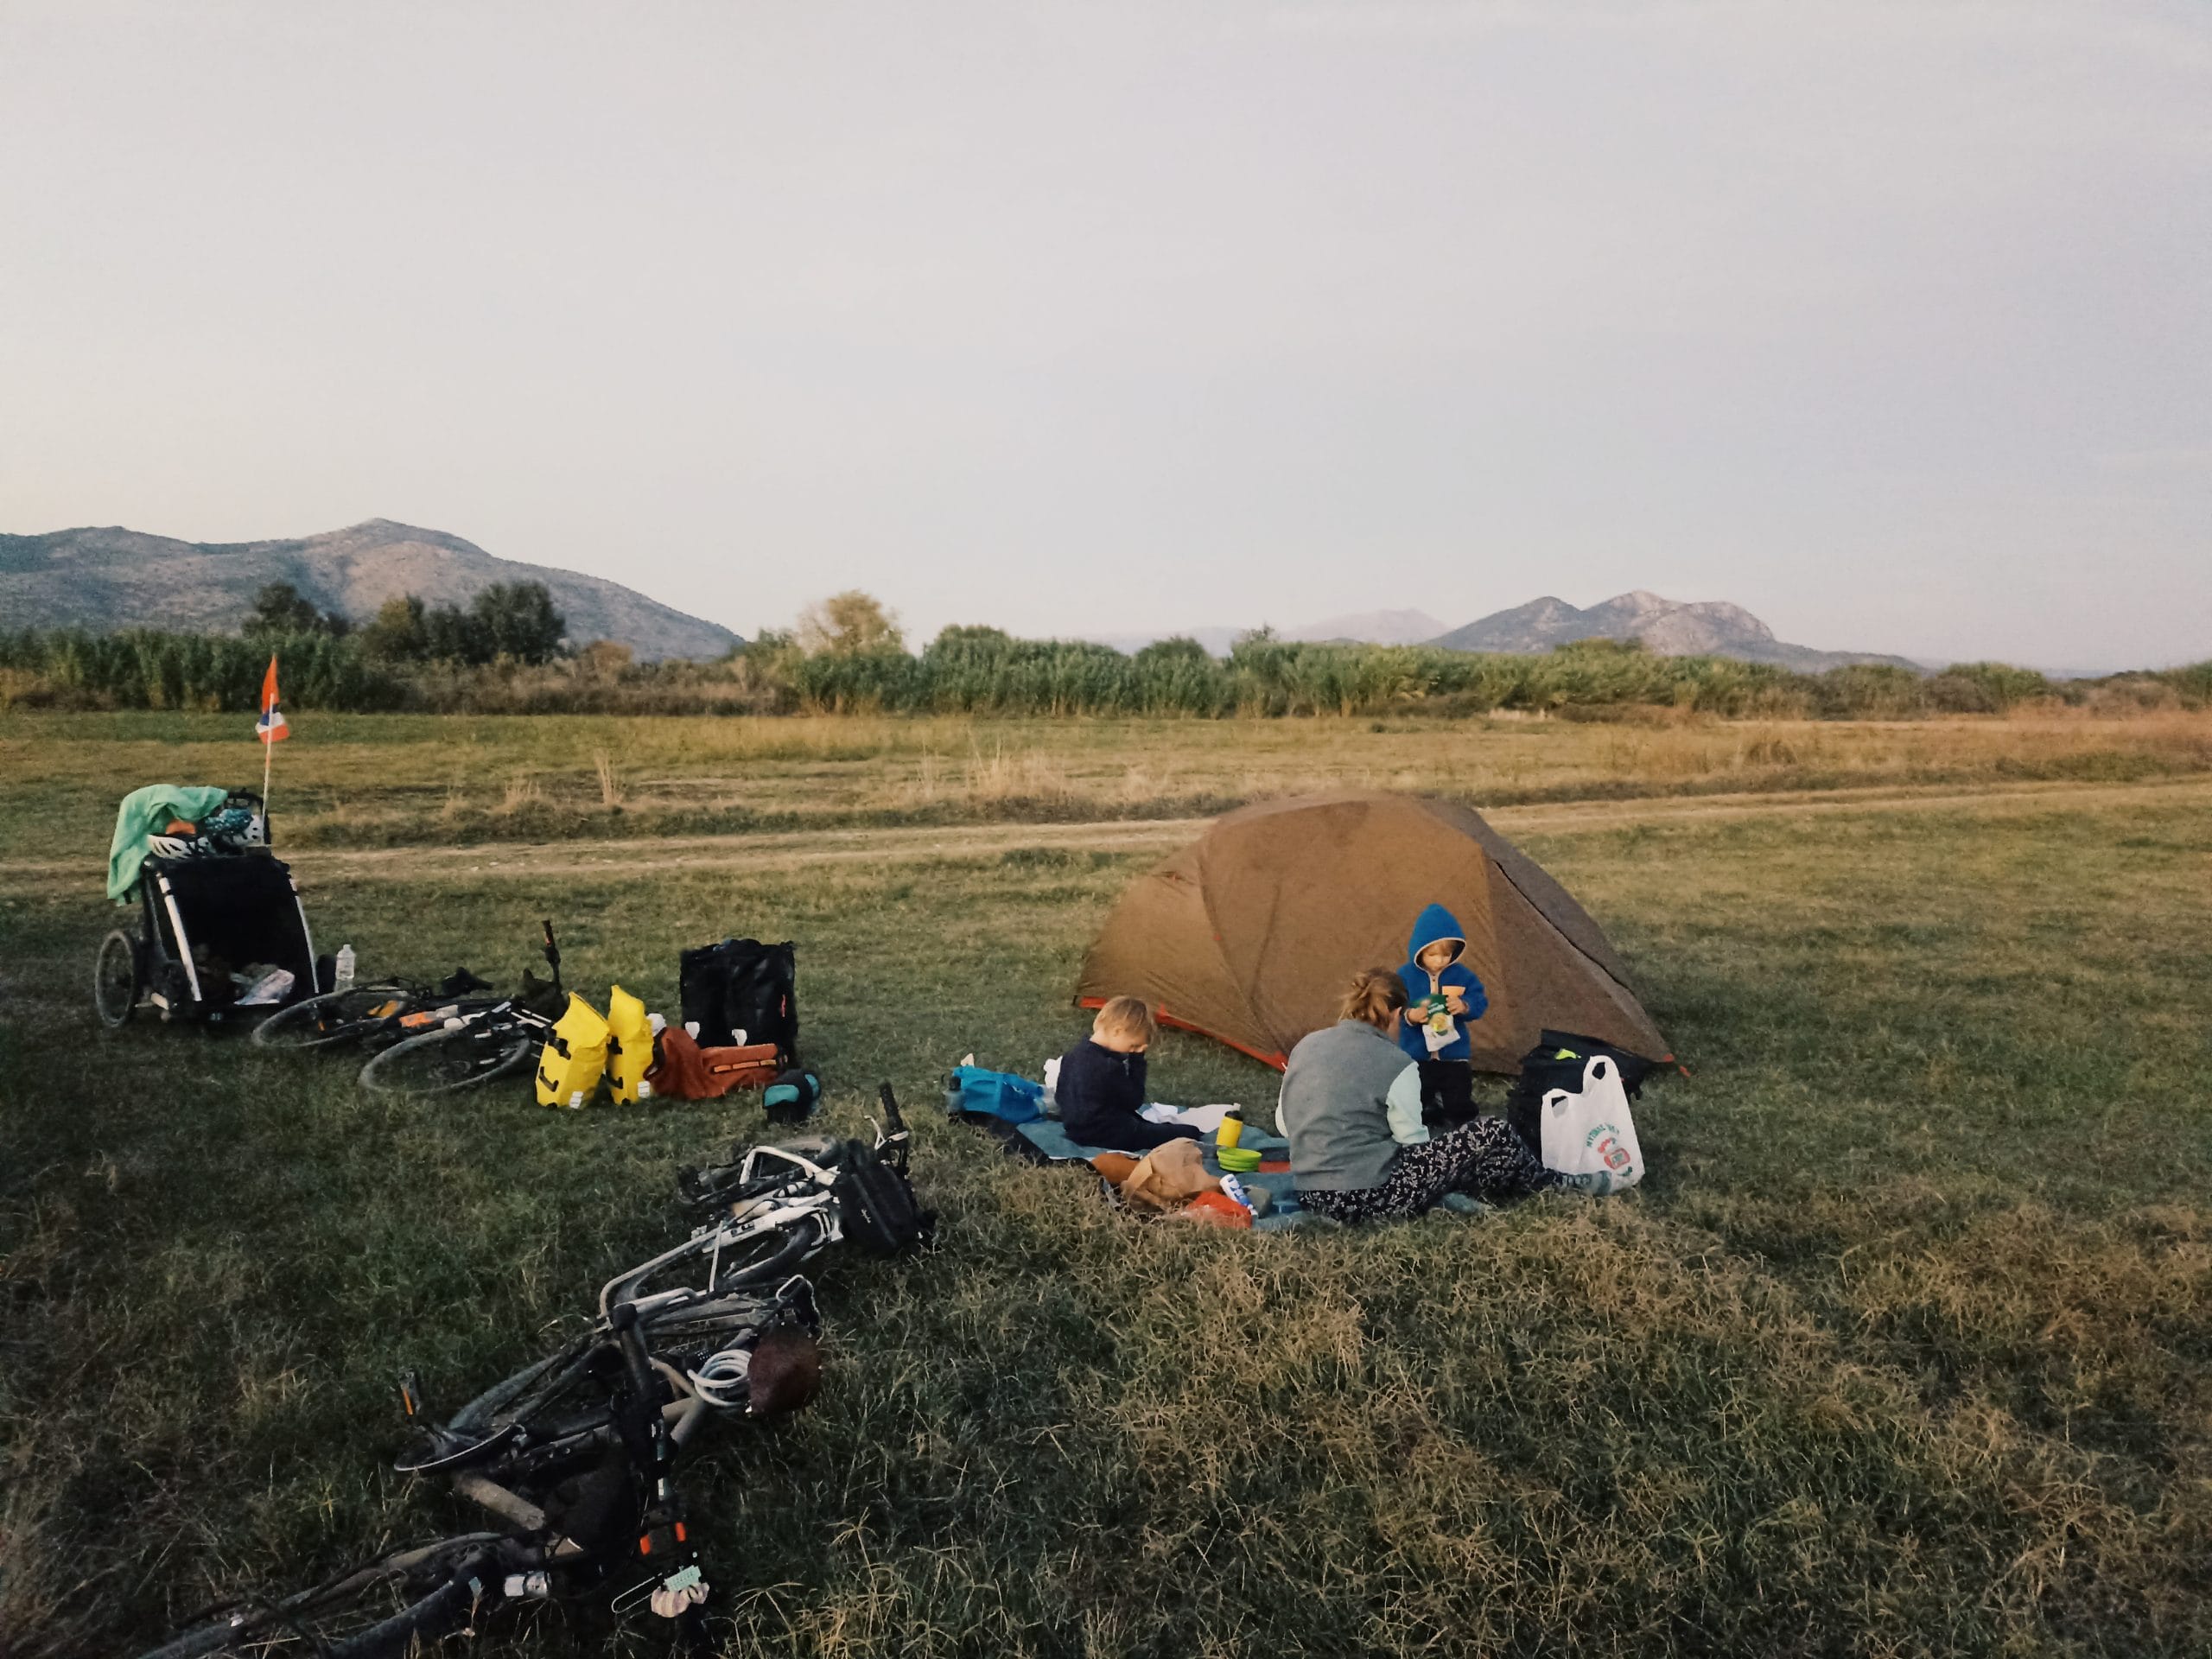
[{"x1": 94, "y1": 930, "x2": 142, "y2": 1028}]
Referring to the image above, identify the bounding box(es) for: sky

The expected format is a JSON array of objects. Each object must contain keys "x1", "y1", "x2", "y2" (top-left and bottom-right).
[{"x1": 2, "y1": 1, "x2": 2206, "y2": 669}]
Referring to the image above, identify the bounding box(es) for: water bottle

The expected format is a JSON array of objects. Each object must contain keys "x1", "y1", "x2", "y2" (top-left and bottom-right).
[{"x1": 334, "y1": 944, "x2": 355, "y2": 992}]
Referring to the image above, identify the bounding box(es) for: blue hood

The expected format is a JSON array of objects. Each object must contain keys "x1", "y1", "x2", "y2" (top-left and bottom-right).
[{"x1": 1407, "y1": 904, "x2": 1465, "y2": 963}]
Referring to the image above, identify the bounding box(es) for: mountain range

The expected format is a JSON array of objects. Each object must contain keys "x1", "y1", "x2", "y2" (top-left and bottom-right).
[
  {"x1": 0, "y1": 519, "x2": 738, "y2": 662},
  {"x1": 3, "y1": 516, "x2": 1916, "y2": 672},
  {"x1": 1091, "y1": 594, "x2": 1915, "y2": 671},
  {"x1": 1421, "y1": 591, "x2": 1917, "y2": 671}
]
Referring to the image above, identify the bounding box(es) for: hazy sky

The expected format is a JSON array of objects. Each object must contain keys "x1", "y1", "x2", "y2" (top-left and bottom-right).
[{"x1": 3, "y1": 1, "x2": 2206, "y2": 666}]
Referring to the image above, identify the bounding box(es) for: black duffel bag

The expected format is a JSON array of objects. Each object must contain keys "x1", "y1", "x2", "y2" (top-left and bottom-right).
[
  {"x1": 1503, "y1": 1029, "x2": 1660, "y2": 1154},
  {"x1": 679, "y1": 938, "x2": 798, "y2": 1059}
]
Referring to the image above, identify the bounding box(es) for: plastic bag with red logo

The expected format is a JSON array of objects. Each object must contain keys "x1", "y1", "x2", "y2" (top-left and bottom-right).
[{"x1": 1539, "y1": 1054, "x2": 1645, "y2": 1194}]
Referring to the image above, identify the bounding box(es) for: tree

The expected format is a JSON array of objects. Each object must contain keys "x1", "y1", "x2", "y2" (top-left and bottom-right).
[
  {"x1": 245, "y1": 581, "x2": 349, "y2": 639},
  {"x1": 420, "y1": 602, "x2": 486, "y2": 664},
  {"x1": 471, "y1": 582, "x2": 566, "y2": 665},
  {"x1": 359, "y1": 594, "x2": 428, "y2": 661},
  {"x1": 1134, "y1": 635, "x2": 1213, "y2": 667},
  {"x1": 796, "y1": 590, "x2": 904, "y2": 657}
]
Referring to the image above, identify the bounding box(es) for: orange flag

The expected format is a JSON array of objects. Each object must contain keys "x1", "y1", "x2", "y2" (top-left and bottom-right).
[{"x1": 256, "y1": 655, "x2": 289, "y2": 743}]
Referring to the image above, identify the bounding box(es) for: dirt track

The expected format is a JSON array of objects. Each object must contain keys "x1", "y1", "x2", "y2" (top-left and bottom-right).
[{"x1": 17, "y1": 773, "x2": 2207, "y2": 896}]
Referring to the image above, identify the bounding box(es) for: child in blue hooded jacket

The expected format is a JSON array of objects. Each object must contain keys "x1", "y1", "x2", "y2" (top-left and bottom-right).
[{"x1": 1396, "y1": 903, "x2": 1488, "y2": 1129}]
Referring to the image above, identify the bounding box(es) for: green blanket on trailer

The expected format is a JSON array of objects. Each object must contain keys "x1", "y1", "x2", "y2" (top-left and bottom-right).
[{"x1": 106, "y1": 784, "x2": 229, "y2": 903}]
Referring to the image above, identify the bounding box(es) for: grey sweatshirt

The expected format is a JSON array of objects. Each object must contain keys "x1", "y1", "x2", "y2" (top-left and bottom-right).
[{"x1": 1277, "y1": 1019, "x2": 1424, "y2": 1191}]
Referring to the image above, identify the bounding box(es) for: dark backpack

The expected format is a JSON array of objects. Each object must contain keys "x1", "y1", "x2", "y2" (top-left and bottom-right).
[
  {"x1": 1503, "y1": 1029, "x2": 1660, "y2": 1154},
  {"x1": 679, "y1": 938, "x2": 798, "y2": 1060},
  {"x1": 831, "y1": 1139, "x2": 934, "y2": 1255}
]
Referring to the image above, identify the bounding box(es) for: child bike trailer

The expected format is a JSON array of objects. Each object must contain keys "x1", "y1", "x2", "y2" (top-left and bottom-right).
[{"x1": 94, "y1": 785, "x2": 323, "y2": 1027}]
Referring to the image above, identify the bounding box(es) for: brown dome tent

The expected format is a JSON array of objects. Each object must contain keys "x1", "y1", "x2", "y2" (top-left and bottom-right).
[{"x1": 1076, "y1": 791, "x2": 1666, "y2": 1073}]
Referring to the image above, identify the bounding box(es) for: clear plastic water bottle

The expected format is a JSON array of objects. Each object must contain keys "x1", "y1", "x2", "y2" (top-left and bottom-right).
[{"x1": 334, "y1": 944, "x2": 355, "y2": 992}]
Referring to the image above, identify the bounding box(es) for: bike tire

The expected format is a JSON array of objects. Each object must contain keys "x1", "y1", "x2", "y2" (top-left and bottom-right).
[
  {"x1": 132, "y1": 1550, "x2": 492, "y2": 1659},
  {"x1": 359, "y1": 1024, "x2": 534, "y2": 1097},
  {"x1": 94, "y1": 928, "x2": 140, "y2": 1029},
  {"x1": 251, "y1": 985, "x2": 414, "y2": 1051}
]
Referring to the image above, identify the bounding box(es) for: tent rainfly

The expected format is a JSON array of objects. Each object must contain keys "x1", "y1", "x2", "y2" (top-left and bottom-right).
[{"x1": 1075, "y1": 791, "x2": 1668, "y2": 1074}]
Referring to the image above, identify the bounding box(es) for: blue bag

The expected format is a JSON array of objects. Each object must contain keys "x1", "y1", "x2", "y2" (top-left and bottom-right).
[{"x1": 948, "y1": 1065, "x2": 1045, "y2": 1123}]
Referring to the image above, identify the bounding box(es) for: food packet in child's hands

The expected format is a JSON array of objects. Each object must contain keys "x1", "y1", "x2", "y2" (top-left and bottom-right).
[{"x1": 1422, "y1": 995, "x2": 1455, "y2": 1053}]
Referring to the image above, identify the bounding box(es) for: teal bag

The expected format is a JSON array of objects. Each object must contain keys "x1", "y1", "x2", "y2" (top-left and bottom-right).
[{"x1": 947, "y1": 1065, "x2": 1045, "y2": 1123}]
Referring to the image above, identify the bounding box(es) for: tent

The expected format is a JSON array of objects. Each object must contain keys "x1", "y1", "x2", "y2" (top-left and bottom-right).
[{"x1": 1075, "y1": 791, "x2": 1667, "y2": 1074}]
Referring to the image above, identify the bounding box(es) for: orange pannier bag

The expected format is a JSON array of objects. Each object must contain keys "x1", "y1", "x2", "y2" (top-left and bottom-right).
[{"x1": 646, "y1": 1029, "x2": 780, "y2": 1099}]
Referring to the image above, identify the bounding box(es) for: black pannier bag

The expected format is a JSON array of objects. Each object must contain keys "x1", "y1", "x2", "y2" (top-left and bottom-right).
[
  {"x1": 831, "y1": 1140, "x2": 934, "y2": 1255},
  {"x1": 1503, "y1": 1028, "x2": 1660, "y2": 1155},
  {"x1": 679, "y1": 938, "x2": 797, "y2": 1059}
]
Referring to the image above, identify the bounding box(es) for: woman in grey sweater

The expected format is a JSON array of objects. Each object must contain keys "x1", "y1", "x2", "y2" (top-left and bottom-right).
[{"x1": 1278, "y1": 969, "x2": 1559, "y2": 1224}]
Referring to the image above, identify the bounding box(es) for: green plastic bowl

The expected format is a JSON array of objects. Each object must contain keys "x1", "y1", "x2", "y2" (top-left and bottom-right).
[{"x1": 1216, "y1": 1146, "x2": 1263, "y2": 1173}]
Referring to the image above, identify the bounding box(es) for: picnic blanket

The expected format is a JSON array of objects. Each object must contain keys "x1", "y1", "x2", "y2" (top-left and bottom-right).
[{"x1": 1012, "y1": 1116, "x2": 1314, "y2": 1232}]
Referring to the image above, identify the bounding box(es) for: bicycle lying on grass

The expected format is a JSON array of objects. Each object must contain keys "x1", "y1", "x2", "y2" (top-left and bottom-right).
[
  {"x1": 134, "y1": 1087, "x2": 932, "y2": 1657},
  {"x1": 334, "y1": 923, "x2": 569, "y2": 1097},
  {"x1": 138, "y1": 1276, "x2": 818, "y2": 1658},
  {"x1": 629, "y1": 1082, "x2": 933, "y2": 1307},
  {"x1": 251, "y1": 920, "x2": 567, "y2": 1096},
  {"x1": 248, "y1": 968, "x2": 494, "y2": 1051}
]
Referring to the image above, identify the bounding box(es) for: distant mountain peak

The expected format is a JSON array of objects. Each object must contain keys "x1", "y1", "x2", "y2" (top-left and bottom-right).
[
  {"x1": 0, "y1": 519, "x2": 740, "y2": 661},
  {"x1": 1428, "y1": 590, "x2": 1907, "y2": 672}
]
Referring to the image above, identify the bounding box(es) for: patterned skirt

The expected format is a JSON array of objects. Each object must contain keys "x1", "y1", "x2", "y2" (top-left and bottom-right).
[{"x1": 1298, "y1": 1117, "x2": 1555, "y2": 1224}]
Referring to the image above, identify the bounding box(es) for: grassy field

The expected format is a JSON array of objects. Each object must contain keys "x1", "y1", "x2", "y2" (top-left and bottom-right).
[
  {"x1": 3, "y1": 708, "x2": 2209, "y2": 859},
  {"x1": 3, "y1": 714, "x2": 2209, "y2": 1657}
]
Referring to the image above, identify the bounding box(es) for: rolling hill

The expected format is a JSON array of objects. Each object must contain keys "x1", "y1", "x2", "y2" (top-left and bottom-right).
[
  {"x1": 1427, "y1": 590, "x2": 1916, "y2": 671},
  {"x1": 0, "y1": 519, "x2": 740, "y2": 662}
]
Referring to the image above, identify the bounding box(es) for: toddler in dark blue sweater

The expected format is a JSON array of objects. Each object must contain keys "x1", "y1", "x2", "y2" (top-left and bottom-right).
[{"x1": 1057, "y1": 996, "x2": 1199, "y2": 1153}]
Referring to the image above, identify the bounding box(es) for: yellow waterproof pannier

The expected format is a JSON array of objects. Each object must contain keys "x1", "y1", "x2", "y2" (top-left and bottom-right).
[
  {"x1": 605, "y1": 984, "x2": 653, "y2": 1103},
  {"x1": 536, "y1": 993, "x2": 611, "y2": 1109}
]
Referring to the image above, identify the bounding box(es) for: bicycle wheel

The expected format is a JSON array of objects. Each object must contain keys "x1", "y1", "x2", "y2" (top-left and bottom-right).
[
  {"x1": 133, "y1": 1539, "x2": 499, "y2": 1658},
  {"x1": 606, "y1": 1211, "x2": 828, "y2": 1316},
  {"x1": 251, "y1": 985, "x2": 416, "y2": 1051},
  {"x1": 94, "y1": 929, "x2": 141, "y2": 1029},
  {"x1": 359, "y1": 1023, "x2": 534, "y2": 1097}
]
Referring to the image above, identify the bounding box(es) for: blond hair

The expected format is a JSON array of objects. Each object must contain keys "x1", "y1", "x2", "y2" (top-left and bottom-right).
[
  {"x1": 1092, "y1": 995, "x2": 1158, "y2": 1047},
  {"x1": 1338, "y1": 969, "x2": 1409, "y2": 1028}
]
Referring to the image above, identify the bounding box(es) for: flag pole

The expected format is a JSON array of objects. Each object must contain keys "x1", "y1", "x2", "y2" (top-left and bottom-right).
[{"x1": 260, "y1": 652, "x2": 276, "y2": 823}]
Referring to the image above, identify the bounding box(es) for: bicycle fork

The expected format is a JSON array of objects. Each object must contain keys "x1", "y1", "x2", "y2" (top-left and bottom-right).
[{"x1": 607, "y1": 1303, "x2": 713, "y2": 1641}]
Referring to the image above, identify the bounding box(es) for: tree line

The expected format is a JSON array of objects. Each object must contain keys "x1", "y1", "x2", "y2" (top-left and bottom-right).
[
  {"x1": 2, "y1": 583, "x2": 2204, "y2": 719},
  {"x1": 245, "y1": 580, "x2": 566, "y2": 666}
]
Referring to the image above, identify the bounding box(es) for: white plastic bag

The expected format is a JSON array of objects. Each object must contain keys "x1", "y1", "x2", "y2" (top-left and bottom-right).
[{"x1": 1539, "y1": 1054, "x2": 1645, "y2": 1193}]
